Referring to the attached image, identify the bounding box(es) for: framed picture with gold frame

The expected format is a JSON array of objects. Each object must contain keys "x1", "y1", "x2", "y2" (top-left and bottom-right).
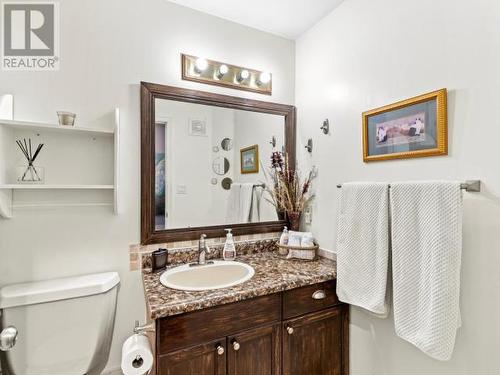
[
  {"x1": 240, "y1": 144, "x2": 259, "y2": 174},
  {"x1": 362, "y1": 88, "x2": 447, "y2": 162}
]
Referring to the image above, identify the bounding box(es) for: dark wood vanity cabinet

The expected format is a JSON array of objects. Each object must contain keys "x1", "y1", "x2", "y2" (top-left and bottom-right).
[
  {"x1": 227, "y1": 324, "x2": 281, "y2": 375},
  {"x1": 283, "y1": 308, "x2": 348, "y2": 375},
  {"x1": 155, "y1": 280, "x2": 348, "y2": 375},
  {"x1": 157, "y1": 338, "x2": 227, "y2": 375}
]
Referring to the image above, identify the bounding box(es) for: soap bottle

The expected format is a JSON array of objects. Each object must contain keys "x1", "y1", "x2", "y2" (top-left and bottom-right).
[
  {"x1": 279, "y1": 226, "x2": 289, "y2": 245},
  {"x1": 223, "y1": 228, "x2": 236, "y2": 261},
  {"x1": 279, "y1": 226, "x2": 289, "y2": 256}
]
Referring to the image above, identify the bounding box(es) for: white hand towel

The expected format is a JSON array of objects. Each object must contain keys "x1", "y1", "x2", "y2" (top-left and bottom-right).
[
  {"x1": 250, "y1": 186, "x2": 263, "y2": 222},
  {"x1": 336, "y1": 182, "x2": 390, "y2": 317},
  {"x1": 391, "y1": 181, "x2": 462, "y2": 361},
  {"x1": 239, "y1": 183, "x2": 254, "y2": 223},
  {"x1": 225, "y1": 183, "x2": 242, "y2": 224}
]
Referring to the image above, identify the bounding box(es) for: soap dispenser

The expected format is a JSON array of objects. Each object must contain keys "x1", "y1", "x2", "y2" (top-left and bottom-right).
[
  {"x1": 223, "y1": 228, "x2": 236, "y2": 261},
  {"x1": 279, "y1": 226, "x2": 289, "y2": 245},
  {"x1": 278, "y1": 226, "x2": 289, "y2": 256}
]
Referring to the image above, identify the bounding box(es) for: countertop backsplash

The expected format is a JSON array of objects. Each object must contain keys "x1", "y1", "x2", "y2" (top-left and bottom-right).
[{"x1": 129, "y1": 232, "x2": 281, "y2": 271}]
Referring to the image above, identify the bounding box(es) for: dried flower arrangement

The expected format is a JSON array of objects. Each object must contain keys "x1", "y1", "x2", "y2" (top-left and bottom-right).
[{"x1": 264, "y1": 148, "x2": 315, "y2": 230}]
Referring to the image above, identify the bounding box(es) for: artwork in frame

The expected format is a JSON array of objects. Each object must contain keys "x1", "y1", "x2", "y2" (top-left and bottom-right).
[
  {"x1": 362, "y1": 88, "x2": 447, "y2": 162},
  {"x1": 240, "y1": 144, "x2": 259, "y2": 174}
]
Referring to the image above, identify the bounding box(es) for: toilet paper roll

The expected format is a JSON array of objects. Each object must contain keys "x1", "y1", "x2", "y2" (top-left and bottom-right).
[{"x1": 121, "y1": 334, "x2": 153, "y2": 375}]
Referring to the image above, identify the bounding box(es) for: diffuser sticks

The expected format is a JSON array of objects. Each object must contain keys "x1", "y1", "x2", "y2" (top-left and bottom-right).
[{"x1": 16, "y1": 138, "x2": 44, "y2": 182}]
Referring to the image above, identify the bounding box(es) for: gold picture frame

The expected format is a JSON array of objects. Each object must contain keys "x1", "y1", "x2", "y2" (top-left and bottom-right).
[
  {"x1": 362, "y1": 88, "x2": 447, "y2": 162},
  {"x1": 240, "y1": 145, "x2": 259, "y2": 174}
]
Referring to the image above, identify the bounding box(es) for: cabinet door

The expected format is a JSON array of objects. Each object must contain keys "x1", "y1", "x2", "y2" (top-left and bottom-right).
[
  {"x1": 157, "y1": 338, "x2": 226, "y2": 375},
  {"x1": 283, "y1": 306, "x2": 348, "y2": 375},
  {"x1": 227, "y1": 324, "x2": 280, "y2": 375}
]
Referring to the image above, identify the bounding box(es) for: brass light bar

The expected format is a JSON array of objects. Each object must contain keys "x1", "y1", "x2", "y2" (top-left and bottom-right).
[{"x1": 181, "y1": 54, "x2": 272, "y2": 95}]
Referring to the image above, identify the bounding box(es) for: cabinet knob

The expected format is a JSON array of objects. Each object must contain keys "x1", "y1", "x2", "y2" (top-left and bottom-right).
[
  {"x1": 216, "y1": 344, "x2": 225, "y2": 356},
  {"x1": 312, "y1": 290, "x2": 326, "y2": 300},
  {"x1": 232, "y1": 340, "x2": 240, "y2": 351},
  {"x1": 286, "y1": 326, "x2": 294, "y2": 335}
]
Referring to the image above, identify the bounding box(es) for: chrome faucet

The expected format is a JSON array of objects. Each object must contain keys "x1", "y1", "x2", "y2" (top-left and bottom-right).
[
  {"x1": 198, "y1": 234, "x2": 208, "y2": 265},
  {"x1": 189, "y1": 234, "x2": 213, "y2": 267}
]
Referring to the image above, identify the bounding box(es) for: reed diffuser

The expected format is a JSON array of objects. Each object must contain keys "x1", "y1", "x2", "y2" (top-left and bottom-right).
[{"x1": 16, "y1": 138, "x2": 44, "y2": 183}]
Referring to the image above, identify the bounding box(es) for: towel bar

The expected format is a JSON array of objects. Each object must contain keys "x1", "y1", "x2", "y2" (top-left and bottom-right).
[{"x1": 336, "y1": 180, "x2": 481, "y2": 192}]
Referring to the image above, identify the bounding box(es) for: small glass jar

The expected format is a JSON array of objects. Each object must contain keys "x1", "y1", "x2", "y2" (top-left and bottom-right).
[{"x1": 17, "y1": 165, "x2": 45, "y2": 184}]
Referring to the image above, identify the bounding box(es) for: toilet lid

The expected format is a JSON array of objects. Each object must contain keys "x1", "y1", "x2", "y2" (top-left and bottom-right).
[{"x1": 0, "y1": 272, "x2": 120, "y2": 309}]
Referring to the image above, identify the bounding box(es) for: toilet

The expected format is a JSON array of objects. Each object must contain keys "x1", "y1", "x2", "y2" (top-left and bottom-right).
[{"x1": 0, "y1": 272, "x2": 120, "y2": 375}]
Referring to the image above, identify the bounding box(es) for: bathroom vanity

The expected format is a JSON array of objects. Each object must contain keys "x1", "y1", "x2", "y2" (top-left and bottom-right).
[
  {"x1": 139, "y1": 82, "x2": 347, "y2": 374},
  {"x1": 142, "y1": 252, "x2": 348, "y2": 375}
]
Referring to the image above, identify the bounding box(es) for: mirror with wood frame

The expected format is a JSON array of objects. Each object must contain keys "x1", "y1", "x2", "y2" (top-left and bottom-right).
[{"x1": 141, "y1": 82, "x2": 296, "y2": 244}]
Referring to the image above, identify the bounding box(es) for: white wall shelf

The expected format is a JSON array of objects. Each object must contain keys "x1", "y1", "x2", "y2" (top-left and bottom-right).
[
  {"x1": 0, "y1": 184, "x2": 115, "y2": 190},
  {"x1": 0, "y1": 119, "x2": 114, "y2": 136},
  {"x1": 0, "y1": 95, "x2": 120, "y2": 219}
]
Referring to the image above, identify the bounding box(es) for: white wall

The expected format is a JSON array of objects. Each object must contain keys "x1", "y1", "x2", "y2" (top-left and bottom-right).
[
  {"x1": 296, "y1": 0, "x2": 500, "y2": 373},
  {"x1": 0, "y1": 0, "x2": 294, "y2": 371}
]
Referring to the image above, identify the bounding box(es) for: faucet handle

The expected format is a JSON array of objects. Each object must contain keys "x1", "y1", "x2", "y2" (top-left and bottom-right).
[{"x1": 200, "y1": 234, "x2": 207, "y2": 240}]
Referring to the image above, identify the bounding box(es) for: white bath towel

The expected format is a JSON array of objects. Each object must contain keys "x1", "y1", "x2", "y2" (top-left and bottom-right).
[
  {"x1": 336, "y1": 182, "x2": 390, "y2": 317},
  {"x1": 391, "y1": 181, "x2": 462, "y2": 361},
  {"x1": 226, "y1": 183, "x2": 254, "y2": 224}
]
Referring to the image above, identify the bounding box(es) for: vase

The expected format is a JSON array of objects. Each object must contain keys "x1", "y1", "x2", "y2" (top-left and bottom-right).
[
  {"x1": 287, "y1": 211, "x2": 301, "y2": 231},
  {"x1": 276, "y1": 209, "x2": 286, "y2": 221},
  {"x1": 17, "y1": 165, "x2": 44, "y2": 184}
]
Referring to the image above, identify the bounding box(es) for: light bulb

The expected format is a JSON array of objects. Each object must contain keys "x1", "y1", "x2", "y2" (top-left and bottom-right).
[
  {"x1": 217, "y1": 64, "x2": 228, "y2": 79},
  {"x1": 237, "y1": 69, "x2": 250, "y2": 82},
  {"x1": 258, "y1": 72, "x2": 271, "y2": 85},
  {"x1": 194, "y1": 57, "x2": 208, "y2": 73}
]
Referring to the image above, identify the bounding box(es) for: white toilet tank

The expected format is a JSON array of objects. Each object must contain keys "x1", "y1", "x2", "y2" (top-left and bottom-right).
[{"x1": 0, "y1": 272, "x2": 120, "y2": 375}]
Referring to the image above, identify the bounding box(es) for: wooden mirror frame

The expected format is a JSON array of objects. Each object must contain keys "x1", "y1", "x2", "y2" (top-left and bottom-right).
[{"x1": 141, "y1": 82, "x2": 296, "y2": 245}]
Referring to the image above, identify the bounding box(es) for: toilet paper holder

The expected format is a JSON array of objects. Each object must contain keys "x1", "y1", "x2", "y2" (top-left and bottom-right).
[
  {"x1": 124, "y1": 321, "x2": 154, "y2": 375},
  {"x1": 134, "y1": 320, "x2": 155, "y2": 335}
]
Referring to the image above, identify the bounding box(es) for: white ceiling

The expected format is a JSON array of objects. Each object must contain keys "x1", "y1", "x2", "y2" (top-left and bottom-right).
[{"x1": 165, "y1": 0, "x2": 344, "y2": 39}]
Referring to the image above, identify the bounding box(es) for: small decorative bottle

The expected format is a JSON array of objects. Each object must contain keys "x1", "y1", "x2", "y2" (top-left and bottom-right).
[
  {"x1": 223, "y1": 229, "x2": 236, "y2": 261},
  {"x1": 278, "y1": 226, "x2": 289, "y2": 256}
]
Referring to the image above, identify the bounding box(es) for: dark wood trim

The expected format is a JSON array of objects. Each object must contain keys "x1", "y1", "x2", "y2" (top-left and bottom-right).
[
  {"x1": 342, "y1": 304, "x2": 350, "y2": 375},
  {"x1": 141, "y1": 82, "x2": 296, "y2": 245}
]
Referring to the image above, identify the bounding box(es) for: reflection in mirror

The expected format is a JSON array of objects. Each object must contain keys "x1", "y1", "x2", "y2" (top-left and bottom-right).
[
  {"x1": 212, "y1": 156, "x2": 230, "y2": 175},
  {"x1": 154, "y1": 98, "x2": 285, "y2": 230},
  {"x1": 221, "y1": 177, "x2": 233, "y2": 190},
  {"x1": 221, "y1": 137, "x2": 233, "y2": 151}
]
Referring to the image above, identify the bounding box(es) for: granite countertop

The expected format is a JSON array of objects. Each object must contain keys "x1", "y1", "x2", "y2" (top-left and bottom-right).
[{"x1": 142, "y1": 252, "x2": 337, "y2": 320}]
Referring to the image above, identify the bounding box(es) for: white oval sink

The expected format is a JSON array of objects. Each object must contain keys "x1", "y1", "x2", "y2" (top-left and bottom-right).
[{"x1": 160, "y1": 261, "x2": 255, "y2": 291}]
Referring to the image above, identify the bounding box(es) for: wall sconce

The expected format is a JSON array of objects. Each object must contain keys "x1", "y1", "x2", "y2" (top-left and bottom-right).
[{"x1": 182, "y1": 54, "x2": 272, "y2": 95}]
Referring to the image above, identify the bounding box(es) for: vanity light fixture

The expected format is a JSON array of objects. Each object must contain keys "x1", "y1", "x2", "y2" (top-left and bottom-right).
[
  {"x1": 237, "y1": 69, "x2": 250, "y2": 83},
  {"x1": 181, "y1": 54, "x2": 272, "y2": 95},
  {"x1": 216, "y1": 64, "x2": 229, "y2": 79},
  {"x1": 194, "y1": 57, "x2": 208, "y2": 73}
]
